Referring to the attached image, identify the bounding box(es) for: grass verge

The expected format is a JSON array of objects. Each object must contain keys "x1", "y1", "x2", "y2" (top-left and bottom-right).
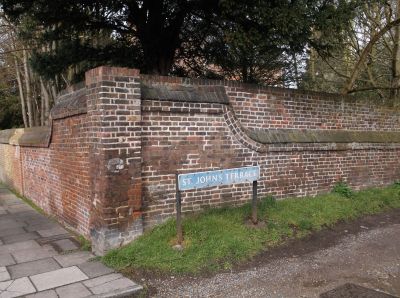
[{"x1": 103, "y1": 183, "x2": 400, "y2": 274}]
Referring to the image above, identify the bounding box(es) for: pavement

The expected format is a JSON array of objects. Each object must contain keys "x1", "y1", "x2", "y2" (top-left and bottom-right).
[
  {"x1": 0, "y1": 185, "x2": 142, "y2": 298},
  {"x1": 148, "y1": 211, "x2": 400, "y2": 297}
]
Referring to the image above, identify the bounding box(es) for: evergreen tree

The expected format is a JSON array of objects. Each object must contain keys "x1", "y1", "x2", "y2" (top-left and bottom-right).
[{"x1": 1, "y1": 0, "x2": 356, "y2": 85}]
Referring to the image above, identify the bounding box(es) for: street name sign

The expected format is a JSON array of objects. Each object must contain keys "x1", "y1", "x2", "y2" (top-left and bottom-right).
[{"x1": 178, "y1": 166, "x2": 260, "y2": 191}]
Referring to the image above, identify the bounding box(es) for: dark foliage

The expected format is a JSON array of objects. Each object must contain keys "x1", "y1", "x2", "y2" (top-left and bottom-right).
[{"x1": 1, "y1": 0, "x2": 357, "y2": 83}]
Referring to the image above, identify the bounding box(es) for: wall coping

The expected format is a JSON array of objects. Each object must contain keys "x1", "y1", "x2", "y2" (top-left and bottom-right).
[
  {"x1": 141, "y1": 81, "x2": 229, "y2": 104},
  {"x1": 54, "y1": 70, "x2": 400, "y2": 110},
  {"x1": 0, "y1": 126, "x2": 52, "y2": 147},
  {"x1": 140, "y1": 74, "x2": 400, "y2": 107},
  {"x1": 2, "y1": 66, "x2": 400, "y2": 148},
  {"x1": 52, "y1": 84, "x2": 87, "y2": 120},
  {"x1": 245, "y1": 128, "x2": 400, "y2": 144}
]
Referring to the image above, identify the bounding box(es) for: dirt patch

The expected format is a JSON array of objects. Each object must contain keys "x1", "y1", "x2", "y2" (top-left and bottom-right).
[
  {"x1": 320, "y1": 283, "x2": 397, "y2": 298},
  {"x1": 236, "y1": 208, "x2": 400, "y2": 272}
]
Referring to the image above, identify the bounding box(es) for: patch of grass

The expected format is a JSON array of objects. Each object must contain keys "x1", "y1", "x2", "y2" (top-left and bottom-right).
[
  {"x1": 331, "y1": 180, "x2": 354, "y2": 198},
  {"x1": 77, "y1": 235, "x2": 92, "y2": 251},
  {"x1": 103, "y1": 184, "x2": 400, "y2": 274}
]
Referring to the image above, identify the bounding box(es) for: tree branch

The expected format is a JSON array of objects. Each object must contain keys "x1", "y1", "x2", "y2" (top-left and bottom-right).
[{"x1": 343, "y1": 17, "x2": 400, "y2": 94}]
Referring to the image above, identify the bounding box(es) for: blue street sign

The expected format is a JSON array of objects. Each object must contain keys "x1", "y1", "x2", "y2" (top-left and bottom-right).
[{"x1": 178, "y1": 166, "x2": 260, "y2": 191}]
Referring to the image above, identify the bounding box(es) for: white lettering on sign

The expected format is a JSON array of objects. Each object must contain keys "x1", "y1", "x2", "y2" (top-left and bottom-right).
[{"x1": 178, "y1": 166, "x2": 260, "y2": 191}]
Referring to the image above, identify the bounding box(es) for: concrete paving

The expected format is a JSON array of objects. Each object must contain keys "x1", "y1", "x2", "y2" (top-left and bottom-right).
[{"x1": 0, "y1": 186, "x2": 142, "y2": 297}]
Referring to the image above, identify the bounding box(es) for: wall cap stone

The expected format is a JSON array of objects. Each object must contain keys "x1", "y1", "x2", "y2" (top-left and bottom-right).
[
  {"x1": 140, "y1": 74, "x2": 400, "y2": 108},
  {"x1": 0, "y1": 126, "x2": 51, "y2": 147},
  {"x1": 246, "y1": 128, "x2": 400, "y2": 144},
  {"x1": 52, "y1": 83, "x2": 87, "y2": 120},
  {"x1": 141, "y1": 81, "x2": 229, "y2": 104}
]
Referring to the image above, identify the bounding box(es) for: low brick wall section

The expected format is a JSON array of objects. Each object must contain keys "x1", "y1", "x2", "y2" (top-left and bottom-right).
[
  {"x1": 0, "y1": 84, "x2": 91, "y2": 236},
  {"x1": 139, "y1": 76, "x2": 400, "y2": 227},
  {"x1": 1, "y1": 66, "x2": 400, "y2": 253}
]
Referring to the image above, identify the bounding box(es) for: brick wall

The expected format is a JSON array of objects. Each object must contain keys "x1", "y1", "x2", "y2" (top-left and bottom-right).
[
  {"x1": 1, "y1": 66, "x2": 400, "y2": 253},
  {"x1": 226, "y1": 86, "x2": 400, "y2": 131},
  {"x1": 21, "y1": 114, "x2": 91, "y2": 235},
  {"x1": 139, "y1": 76, "x2": 400, "y2": 228},
  {"x1": 0, "y1": 144, "x2": 23, "y2": 194},
  {"x1": 85, "y1": 67, "x2": 143, "y2": 254},
  {"x1": 0, "y1": 85, "x2": 91, "y2": 236}
]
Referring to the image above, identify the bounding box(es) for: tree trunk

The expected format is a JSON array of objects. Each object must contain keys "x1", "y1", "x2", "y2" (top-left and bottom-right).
[
  {"x1": 40, "y1": 77, "x2": 51, "y2": 125},
  {"x1": 13, "y1": 53, "x2": 28, "y2": 128},
  {"x1": 40, "y1": 87, "x2": 44, "y2": 126},
  {"x1": 23, "y1": 49, "x2": 33, "y2": 127},
  {"x1": 391, "y1": 0, "x2": 400, "y2": 99},
  {"x1": 142, "y1": 46, "x2": 176, "y2": 75}
]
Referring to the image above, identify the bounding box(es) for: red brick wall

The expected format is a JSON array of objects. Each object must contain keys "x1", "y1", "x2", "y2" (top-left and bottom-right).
[
  {"x1": 1, "y1": 67, "x2": 400, "y2": 251},
  {"x1": 0, "y1": 144, "x2": 23, "y2": 194},
  {"x1": 226, "y1": 86, "x2": 400, "y2": 131},
  {"x1": 140, "y1": 77, "x2": 400, "y2": 228},
  {"x1": 0, "y1": 82, "x2": 91, "y2": 237},
  {"x1": 21, "y1": 115, "x2": 91, "y2": 235},
  {"x1": 85, "y1": 67, "x2": 143, "y2": 254}
]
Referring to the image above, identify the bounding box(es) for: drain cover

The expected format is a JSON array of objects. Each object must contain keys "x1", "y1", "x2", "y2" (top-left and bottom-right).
[{"x1": 320, "y1": 283, "x2": 398, "y2": 298}]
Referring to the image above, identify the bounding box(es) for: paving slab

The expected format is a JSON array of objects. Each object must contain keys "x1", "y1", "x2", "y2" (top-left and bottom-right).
[
  {"x1": 0, "y1": 228, "x2": 26, "y2": 238},
  {"x1": 0, "y1": 267, "x2": 10, "y2": 282},
  {"x1": 84, "y1": 273, "x2": 141, "y2": 295},
  {"x1": 24, "y1": 218, "x2": 54, "y2": 227},
  {"x1": 36, "y1": 234, "x2": 72, "y2": 246},
  {"x1": 12, "y1": 245, "x2": 58, "y2": 263},
  {"x1": 0, "y1": 277, "x2": 36, "y2": 297},
  {"x1": 0, "y1": 187, "x2": 142, "y2": 298},
  {"x1": 30, "y1": 266, "x2": 88, "y2": 291},
  {"x1": 1, "y1": 232, "x2": 39, "y2": 244},
  {"x1": 0, "y1": 198, "x2": 22, "y2": 206},
  {"x1": 0, "y1": 240, "x2": 40, "y2": 255},
  {"x1": 83, "y1": 273, "x2": 123, "y2": 288},
  {"x1": 78, "y1": 261, "x2": 114, "y2": 278},
  {"x1": 0, "y1": 254, "x2": 15, "y2": 267},
  {"x1": 25, "y1": 223, "x2": 59, "y2": 233},
  {"x1": 7, "y1": 204, "x2": 35, "y2": 214},
  {"x1": 0, "y1": 220, "x2": 25, "y2": 232},
  {"x1": 54, "y1": 251, "x2": 95, "y2": 267},
  {"x1": 8, "y1": 258, "x2": 61, "y2": 279},
  {"x1": 55, "y1": 282, "x2": 91, "y2": 298},
  {"x1": 37, "y1": 226, "x2": 69, "y2": 238},
  {"x1": 12, "y1": 211, "x2": 44, "y2": 221},
  {"x1": 53, "y1": 239, "x2": 79, "y2": 252},
  {"x1": 25, "y1": 290, "x2": 58, "y2": 298}
]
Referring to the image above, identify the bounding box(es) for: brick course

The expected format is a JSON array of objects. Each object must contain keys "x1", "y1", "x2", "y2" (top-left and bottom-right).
[{"x1": 1, "y1": 67, "x2": 400, "y2": 252}]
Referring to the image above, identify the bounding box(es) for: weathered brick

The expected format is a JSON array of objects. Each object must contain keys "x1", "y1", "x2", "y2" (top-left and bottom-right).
[{"x1": 1, "y1": 67, "x2": 400, "y2": 253}]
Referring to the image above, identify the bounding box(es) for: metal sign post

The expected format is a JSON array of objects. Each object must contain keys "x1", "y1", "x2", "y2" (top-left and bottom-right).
[
  {"x1": 175, "y1": 173, "x2": 183, "y2": 245},
  {"x1": 251, "y1": 180, "x2": 258, "y2": 224},
  {"x1": 175, "y1": 166, "x2": 260, "y2": 247}
]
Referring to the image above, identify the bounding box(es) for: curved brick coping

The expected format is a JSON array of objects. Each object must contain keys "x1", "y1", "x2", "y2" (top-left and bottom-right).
[
  {"x1": 141, "y1": 81, "x2": 229, "y2": 104},
  {"x1": 51, "y1": 84, "x2": 87, "y2": 120},
  {"x1": 0, "y1": 126, "x2": 51, "y2": 147},
  {"x1": 223, "y1": 105, "x2": 400, "y2": 152},
  {"x1": 246, "y1": 129, "x2": 400, "y2": 144}
]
